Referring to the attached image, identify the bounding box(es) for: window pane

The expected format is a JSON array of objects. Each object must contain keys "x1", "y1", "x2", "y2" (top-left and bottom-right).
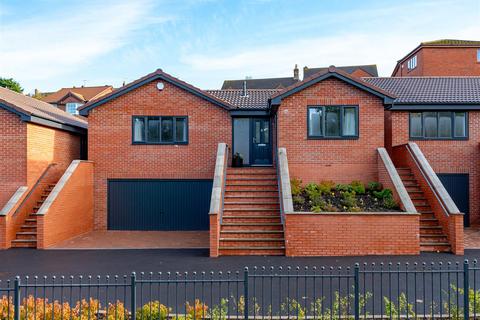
[
  {"x1": 410, "y1": 112, "x2": 422, "y2": 137},
  {"x1": 438, "y1": 112, "x2": 452, "y2": 138},
  {"x1": 342, "y1": 107, "x2": 357, "y2": 136},
  {"x1": 477, "y1": 49, "x2": 480, "y2": 62},
  {"x1": 325, "y1": 106, "x2": 340, "y2": 136},
  {"x1": 161, "y1": 117, "x2": 173, "y2": 142},
  {"x1": 175, "y1": 118, "x2": 187, "y2": 142},
  {"x1": 262, "y1": 121, "x2": 269, "y2": 143},
  {"x1": 454, "y1": 112, "x2": 467, "y2": 137},
  {"x1": 147, "y1": 117, "x2": 160, "y2": 142},
  {"x1": 133, "y1": 117, "x2": 145, "y2": 142},
  {"x1": 254, "y1": 121, "x2": 261, "y2": 143},
  {"x1": 423, "y1": 112, "x2": 438, "y2": 138},
  {"x1": 308, "y1": 108, "x2": 322, "y2": 136}
]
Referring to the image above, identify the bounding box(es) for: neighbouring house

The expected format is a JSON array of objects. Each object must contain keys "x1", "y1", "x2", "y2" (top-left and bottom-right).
[
  {"x1": 75, "y1": 66, "x2": 471, "y2": 257},
  {"x1": 221, "y1": 65, "x2": 300, "y2": 90},
  {"x1": 364, "y1": 76, "x2": 480, "y2": 229},
  {"x1": 303, "y1": 64, "x2": 378, "y2": 78},
  {"x1": 0, "y1": 87, "x2": 90, "y2": 249},
  {"x1": 41, "y1": 85, "x2": 113, "y2": 115},
  {"x1": 392, "y1": 39, "x2": 480, "y2": 77}
]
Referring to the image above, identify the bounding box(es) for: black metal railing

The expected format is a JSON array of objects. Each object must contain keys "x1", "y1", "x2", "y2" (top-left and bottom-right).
[{"x1": 1, "y1": 260, "x2": 480, "y2": 319}]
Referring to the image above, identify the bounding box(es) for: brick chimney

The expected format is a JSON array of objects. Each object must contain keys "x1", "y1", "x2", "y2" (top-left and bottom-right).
[{"x1": 293, "y1": 64, "x2": 299, "y2": 81}]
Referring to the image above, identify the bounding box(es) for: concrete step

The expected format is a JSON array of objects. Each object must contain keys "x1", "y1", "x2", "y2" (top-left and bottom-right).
[
  {"x1": 11, "y1": 239, "x2": 37, "y2": 248},
  {"x1": 220, "y1": 230, "x2": 284, "y2": 239},
  {"x1": 224, "y1": 204, "x2": 280, "y2": 211},
  {"x1": 420, "y1": 243, "x2": 451, "y2": 252},
  {"x1": 420, "y1": 234, "x2": 448, "y2": 242},
  {"x1": 15, "y1": 232, "x2": 37, "y2": 240},
  {"x1": 221, "y1": 223, "x2": 283, "y2": 231},
  {"x1": 224, "y1": 190, "x2": 278, "y2": 197},
  {"x1": 420, "y1": 219, "x2": 441, "y2": 227},
  {"x1": 225, "y1": 185, "x2": 278, "y2": 191},
  {"x1": 222, "y1": 216, "x2": 281, "y2": 224},
  {"x1": 219, "y1": 240, "x2": 285, "y2": 247},
  {"x1": 227, "y1": 168, "x2": 276, "y2": 174},
  {"x1": 24, "y1": 218, "x2": 37, "y2": 225},
  {"x1": 227, "y1": 173, "x2": 277, "y2": 180},
  {"x1": 20, "y1": 225, "x2": 37, "y2": 231},
  {"x1": 218, "y1": 247, "x2": 285, "y2": 256}
]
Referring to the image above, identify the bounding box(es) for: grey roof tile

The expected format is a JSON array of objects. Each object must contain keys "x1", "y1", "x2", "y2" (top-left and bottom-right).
[
  {"x1": 363, "y1": 77, "x2": 480, "y2": 104},
  {"x1": 304, "y1": 65, "x2": 378, "y2": 78},
  {"x1": 206, "y1": 89, "x2": 279, "y2": 109},
  {"x1": 221, "y1": 78, "x2": 298, "y2": 90}
]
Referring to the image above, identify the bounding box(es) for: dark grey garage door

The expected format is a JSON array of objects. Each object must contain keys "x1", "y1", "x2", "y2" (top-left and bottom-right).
[
  {"x1": 437, "y1": 174, "x2": 469, "y2": 227},
  {"x1": 108, "y1": 179, "x2": 213, "y2": 231}
]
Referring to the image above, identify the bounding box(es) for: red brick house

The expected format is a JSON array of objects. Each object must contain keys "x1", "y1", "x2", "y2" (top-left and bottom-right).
[
  {"x1": 0, "y1": 87, "x2": 88, "y2": 248},
  {"x1": 392, "y1": 39, "x2": 480, "y2": 77},
  {"x1": 42, "y1": 85, "x2": 113, "y2": 114},
  {"x1": 76, "y1": 66, "x2": 471, "y2": 257}
]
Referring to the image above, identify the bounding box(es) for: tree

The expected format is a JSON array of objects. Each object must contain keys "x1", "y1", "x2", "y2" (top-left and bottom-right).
[{"x1": 0, "y1": 77, "x2": 23, "y2": 93}]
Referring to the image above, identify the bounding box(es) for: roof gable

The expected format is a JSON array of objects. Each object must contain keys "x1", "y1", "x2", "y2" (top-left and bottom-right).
[
  {"x1": 79, "y1": 69, "x2": 233, "y2": 116},
  {"x1": 270, "y1": 66, "x2": 396, "y2": 106},
  {"x1": 304, "y1": 64, "x2": 378, "y2": 78},
  {"x1": 42, "y1": 86, "x2": 112, "y2": 104}
]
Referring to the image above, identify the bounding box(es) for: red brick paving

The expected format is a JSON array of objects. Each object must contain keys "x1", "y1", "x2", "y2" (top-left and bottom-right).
[
  {"x1": 50, "y1": 231, "x2": 209, "y2": 249},
  {"x1": 465, "y1": 227, "x2": 480, "y2": 249}
]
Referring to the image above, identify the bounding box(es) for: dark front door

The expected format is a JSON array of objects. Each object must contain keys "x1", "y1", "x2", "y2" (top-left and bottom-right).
[
  {"x1": 108, "y1": 179, "x2": 212, "y2": 230},
  {"x1": 251, "y1": 118, "x2": 272, "y2": 165},
  {"x1": 437, "y1": 173, "x2": 469, "y2": 227}
]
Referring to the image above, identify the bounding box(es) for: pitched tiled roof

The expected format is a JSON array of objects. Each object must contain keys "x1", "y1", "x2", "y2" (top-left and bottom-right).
[
  {"x1": 422, "y1": 39, "x2": 480, "y2": 46},
  {"x1": 0, "y1": 86, "x2": 87, "y2": 129},
  {"x1": 221, "y1": 77, "x2": 299, "y2": 90},
  {"x1": 304, "y1": 65, "x2": 378, "y2": 78},
  {"x1": 42, "y1": 85, "x2": 113, "y2": 104},
  {"x1": 79, "y1": 69, "x2": 234, "y2": 115},
  {"x1": 363, "y1": 77, "x2": 480, "y2": 104},
  {"x1": 206, "y1": 89, "x2": 279, "y2": 109}
]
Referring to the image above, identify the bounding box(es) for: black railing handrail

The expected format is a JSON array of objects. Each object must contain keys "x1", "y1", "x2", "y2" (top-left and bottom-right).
[
  {"x1": 13, "y1": 163, "x2": 57, "y2": 217},
  {"x1": 405, "y1": 143, "x2": 452, "y2": 217}
]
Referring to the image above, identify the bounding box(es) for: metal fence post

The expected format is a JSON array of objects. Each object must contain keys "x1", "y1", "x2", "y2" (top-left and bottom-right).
[
  {"x1": 131, "y1": 272, "x2": 137, "y2": 320},
  {"x1": 464, "y1": 260, "x2": 470, "y2": 320},
  {"x1": 354, "y1": 263, "x2": 359, "y2": 320},
  {"x1": 244, "y1": 267, "x2": 249, "y2": 320},
  {"x1": 14, "y1": 276, "x2": 20, "y2": 320}
]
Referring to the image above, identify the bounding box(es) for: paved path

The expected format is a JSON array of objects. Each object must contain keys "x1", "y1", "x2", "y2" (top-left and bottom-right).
[{"x1": 0, "y1": 249, "x2": 479, "y2": 279}]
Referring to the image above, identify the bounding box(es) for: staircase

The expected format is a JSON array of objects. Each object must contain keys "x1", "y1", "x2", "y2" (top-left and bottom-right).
[
  {"x1": 11, "y1": 183, "x2": 57, "y2": 248},
  {"x1": 396, "y1": 167, "x2": 451, "y2": 252},
  {"x1": 219, "y1": 167, "x2": 285, "y2": 255}
]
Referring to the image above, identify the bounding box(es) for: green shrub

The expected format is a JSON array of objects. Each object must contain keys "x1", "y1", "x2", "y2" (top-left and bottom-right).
[
  {"x1": 336, "y1": 184, "x2": 352, "y2": 192},
  {"x1": 383, "y1": 196, "x2": 399, "y2": 210},
  {"x1": 373, "y1": 188, "x2": 393, "y2": 199},
  {"x1": 311, "y1": 205, "x2": 322, "y2": 213},
  {"x1": 350, "y1": 180, "x2": 366, "y2": 194},
  {"x1": 290, "y1": 178, "x2": 302, "y2": 196},
  {"x1": 305, "y1": 183, "x2": 321, "y2": 200},
  {"x1": 318, "y1": 181, "x2": 335, "y2": 194},
  {"x1": 341, "y1": 191, "x2": 357, "y2": 208},
  {"x1": 323, "y1": 202, "x2": 338, "y2": 212},
  {"x1": 293, "y1": 195, "x2": 305, "y2": 206},
  {"x1": 367, "y1": 181, "x2": 382, "y2": 192},
  {"x1": 136, "y1": 301, "x2": 170, "y2": 320},
  {"x1": 310, "y1": 193, "x2": 326, "y2": 208}
]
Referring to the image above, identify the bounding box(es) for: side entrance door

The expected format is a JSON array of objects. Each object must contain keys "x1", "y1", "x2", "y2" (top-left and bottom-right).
[
  {"x1": 437, "y1": 173, "x2": 469, "y2": 227},
  {"x1": 250, "y1": 118, "x2": 272, "y2": 165}
]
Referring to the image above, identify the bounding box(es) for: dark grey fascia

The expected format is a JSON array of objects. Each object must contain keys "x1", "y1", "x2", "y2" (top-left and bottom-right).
[
  {"x1": 388, "y1": 104, "x2": 480, "y2": 111},
  {"x1": 229, "y1": 109, "x2": 270, "y2": 116}
]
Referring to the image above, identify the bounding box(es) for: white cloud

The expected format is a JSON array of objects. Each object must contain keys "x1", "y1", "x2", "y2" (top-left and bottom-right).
[
  {"x1": 0, "y1": 0, "x2": 171, "y2": 90},
  {"x1": 181, "y1": 0, "x2": 480, "y2": 87}
]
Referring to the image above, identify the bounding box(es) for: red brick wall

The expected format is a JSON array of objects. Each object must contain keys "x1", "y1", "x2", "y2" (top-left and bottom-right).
[
  {"x1": 394, "y1": 47, "x2": 480, "y2": 76},
  {"x1": 37, "y1": 161, "x2": 94, "y2": 248},
  {"x1": 209, "y1": 214, "x2": 219, "y2": 257},
  {"x1": 276, "y1": 77, "x2": 385, "y2": 184},
  {"x1": 388, "y1": 111, "x2": 480, "y2": 226},
  {"x1": 27, "y1": 123, "x2": 81, "y2": 185},
  {"x1": 285, "y1": 213, "x2": 420, "y2": 256},
  {"x1": 393, "y1": 49, "x2": 424, "y2": 77},
  {"x1": 0, "y1": 110, "x2": 26, "y2": 210},
  {"x1": 88, "y1": 80, "x2": 232, "y2": 230}
]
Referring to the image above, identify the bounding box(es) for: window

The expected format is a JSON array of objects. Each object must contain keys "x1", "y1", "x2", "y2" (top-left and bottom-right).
[
  {"x1": 407, "y1": 55, "x2": 417, "y2": 70},
  {"x1": 409, "y1": 111, "x2": 467, "y2": 139},
  {"x1": 308, "y1": 106, "x2": 358, "y2": 139},
  {"x1": 132, "y1": 116, "x2": 188, "y2": 144},
  {"x1": 66, "y1": 102, "x2": 83, "y2": 115},
  {"x1": 477, "y1": 49, "x2": 480, "y2": 62}
]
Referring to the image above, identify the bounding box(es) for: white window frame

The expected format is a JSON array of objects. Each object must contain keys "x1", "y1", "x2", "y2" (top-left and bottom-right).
[{"x1": 65, "y1": 102, "x2": 82, "y2": 115}]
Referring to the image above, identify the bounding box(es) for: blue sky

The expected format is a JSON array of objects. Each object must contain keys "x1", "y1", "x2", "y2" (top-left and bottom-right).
[{"x1": 0, "y1": 0, "x2": 479, "y2": 93}]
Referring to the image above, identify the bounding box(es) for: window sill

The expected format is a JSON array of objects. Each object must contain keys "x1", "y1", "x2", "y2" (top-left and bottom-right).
[
  {"x1": 307, "y1": 136, "x2": 359, "y2": 140},
  {"x1": 409, "y1": 137, "x2": 468, "y2": 141},
  {"x1": 132, "y1": 142, "x2": 189, "y2": 145}
]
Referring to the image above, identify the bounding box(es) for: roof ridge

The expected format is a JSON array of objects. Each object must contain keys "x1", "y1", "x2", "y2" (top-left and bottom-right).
[{"x1": 364, "y1": 76, "x2": 480, "y2": 79}]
